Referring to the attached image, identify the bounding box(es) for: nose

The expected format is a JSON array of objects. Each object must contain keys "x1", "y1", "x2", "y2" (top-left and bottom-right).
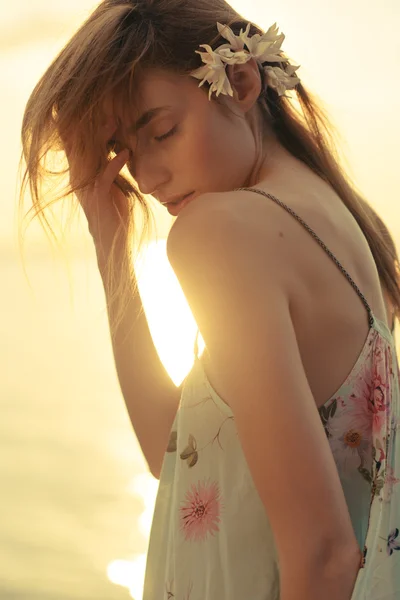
[{"x1": 128, "y1": 151, "x2": 171, "y2": 198}]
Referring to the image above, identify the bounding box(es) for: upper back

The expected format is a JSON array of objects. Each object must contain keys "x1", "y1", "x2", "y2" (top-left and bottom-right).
[
  {"x1": 255, "y1": 175, "x2": 391, "y2": 408},
  {"x1": 201, "y1": 168, "x2": 393, "y2": 410}
]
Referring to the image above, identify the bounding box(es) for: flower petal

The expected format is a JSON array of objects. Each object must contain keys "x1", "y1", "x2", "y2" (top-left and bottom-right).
[{"x1": 217, "y1": 22, "x2": 245, "y2": 51}]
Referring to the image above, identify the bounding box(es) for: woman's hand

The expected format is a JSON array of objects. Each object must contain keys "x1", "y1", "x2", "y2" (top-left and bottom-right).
[{"x1": 60, "y1": 119, "x2": 131, "y2": 261}]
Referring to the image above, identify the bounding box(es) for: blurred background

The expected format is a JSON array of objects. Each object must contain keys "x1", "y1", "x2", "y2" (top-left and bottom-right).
[{"x1": 1, "y1": 1, "x2": 399, "y2": 599}]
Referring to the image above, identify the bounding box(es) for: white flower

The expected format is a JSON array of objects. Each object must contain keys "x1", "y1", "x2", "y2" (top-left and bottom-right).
[
  {"x1": 190, "y1": 21, "x2": 301, "y2": 99},
  {"x1": 264, "y1": 64, "x2": 301, "y2": 96},
  {"x1": 191, "y1": 42, "x2": 252, "y2": 99},
  {"x1": 191, "y1": 44, "x2": 229, "y2": 98},
  {"x1": 327, "y1": 399, "x2": 373, "y2": 479},
  {"x1": 239, "y1": 22, "x2": 286, "y2": 63},
  {"x1": 215, "y1": 46, "x2": 251, "y2": 65},
  {"x1": 216, "y1": 22, "x2": 246, "y2": 52}
]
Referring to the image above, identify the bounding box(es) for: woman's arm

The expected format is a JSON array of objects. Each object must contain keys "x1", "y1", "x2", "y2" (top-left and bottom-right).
[
  {"x1": 97, "y1": 244, "x2": 181, "y2": 479},
  {"x1": 61, "y1": 123, "x2": 180, "y2": 479}
]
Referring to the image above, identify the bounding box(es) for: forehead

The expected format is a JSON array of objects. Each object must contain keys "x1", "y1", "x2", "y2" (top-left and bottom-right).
[{"x1": 101, "y1": 70, "x2": 193, "y2": 124}]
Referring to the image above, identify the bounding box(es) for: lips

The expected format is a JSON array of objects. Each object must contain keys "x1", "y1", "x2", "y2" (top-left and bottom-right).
[{"x1": 166, "y1": 192, "x2": 195, "y2": 216}]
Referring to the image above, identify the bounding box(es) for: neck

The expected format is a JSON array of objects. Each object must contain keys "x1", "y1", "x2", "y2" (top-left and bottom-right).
[{"x1": 247, "y1": 134, "x2": 303, "y2": 188}]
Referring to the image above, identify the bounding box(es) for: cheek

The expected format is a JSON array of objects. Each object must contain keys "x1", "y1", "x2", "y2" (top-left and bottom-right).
[
  {"x1": 185, "y1": 112, "x2": 245, "y2": 171},
  {"x1": 206, "y1": 114, "x2": 256, "y2": 186},
  {"x1": 175, "y1": 105, "x2": 255, "y2": 189},
  {"x1": 172, "y1": 117, "x2": 220, "y2": 176}
]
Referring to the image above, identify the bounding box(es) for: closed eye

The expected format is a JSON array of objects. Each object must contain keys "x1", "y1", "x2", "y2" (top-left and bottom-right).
[
  {"x1": 154, "y1": 125, "x2": 178, "y2": 142},
  {"x1": 107, "y1": 124, "x2": 177, "y2": 154}
]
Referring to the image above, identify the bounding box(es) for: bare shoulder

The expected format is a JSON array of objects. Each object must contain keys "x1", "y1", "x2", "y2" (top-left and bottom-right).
[
  {"x1": 168, "y1": 189, "x2": 238, "y2": 231},
  {"x1": 170, "y1": 186, "x2": 283, "y2": 224},
  {"x1": 168, "y1": 188, "x2": 287, "y2": 248},
  {"x1": 167, "y1": 186, "x2": 300, "y2": 288}
]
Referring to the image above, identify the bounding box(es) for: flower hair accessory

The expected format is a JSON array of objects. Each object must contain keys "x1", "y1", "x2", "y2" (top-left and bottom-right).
[{"x1": 190, "y1": 22, "x2": 301, "y2": 100}]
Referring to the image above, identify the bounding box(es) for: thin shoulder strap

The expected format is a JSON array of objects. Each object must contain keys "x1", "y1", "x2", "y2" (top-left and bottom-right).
[
  {"x1": 192, "y1": 186, "x2": 375, "y2": 360},
  {"x1": 236, "y1": 187, "x2": 374, "y2": 328}
]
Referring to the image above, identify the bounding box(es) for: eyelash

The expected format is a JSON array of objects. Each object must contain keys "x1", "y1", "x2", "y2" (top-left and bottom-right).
[
  {"x1": 154, "y1": 125, "x2": 178, "y2": 142},
  {"x1": 107, "y1": 124, "x2": 177, "y2": 154}
]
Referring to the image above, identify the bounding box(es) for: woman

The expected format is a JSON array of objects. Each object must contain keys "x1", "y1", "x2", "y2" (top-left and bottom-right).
[{"x1": 19, "y1": 1, "x2": 400, "y2": 598}]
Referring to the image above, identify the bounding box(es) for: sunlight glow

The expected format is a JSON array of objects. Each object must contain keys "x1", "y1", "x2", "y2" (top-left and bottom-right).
[
  {"x1": 107, "y1": 555, "x2": 147, "y2": 600},
  {"x1": 106, "y1": 472, "x2": 159, "y2": 599},
  {"x1": 134, "y1": 238, "x2": 205, "y2": 386},
  {"x1": 127, "y1": 472, "x2": 160, "y2": 539},
  {"x1": 105, "y1": 239, "x2": 207, "y2": 600}
]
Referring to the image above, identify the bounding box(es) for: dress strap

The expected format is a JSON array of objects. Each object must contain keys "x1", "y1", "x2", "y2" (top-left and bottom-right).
[{"x1": 235, "y1": 187, "x2": 375, "y2": 328}]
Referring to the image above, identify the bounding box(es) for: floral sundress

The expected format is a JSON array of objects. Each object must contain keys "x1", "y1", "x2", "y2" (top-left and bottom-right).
[{"x1": 142, "y1": 188, "x2": 400, "y2": 599}]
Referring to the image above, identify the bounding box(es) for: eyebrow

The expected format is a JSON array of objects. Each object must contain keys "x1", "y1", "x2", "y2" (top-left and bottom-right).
[{"x1": 127, "y1": 105, "x2": 173, "y2": 134}]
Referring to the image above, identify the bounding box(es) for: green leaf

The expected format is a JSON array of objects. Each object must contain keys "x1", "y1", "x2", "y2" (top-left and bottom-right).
[
  {"x1": 187, "y1": 452, "x2": 199, "y2": 468},
  {"x1": 375, "y1": 478, "x2": 385, "y2": 496},
  {"x1": 358, "y1": 466, "x2": 373, "y2": 484},
  {"x1": 329, "y1": 399, "x2": 337, "y2": 418},
  {"x1": 180, "y1": 446, "x2": 194, "y2": 460},
  {"x1": 319, "y1": 406, "x2": 329, "y2": 422},
  {"x1": 189, "y1": 433, "x2": 197, "y2": 450},
  {"x1": 166, "y1": 431, "x2": 177, "y2": 453}
]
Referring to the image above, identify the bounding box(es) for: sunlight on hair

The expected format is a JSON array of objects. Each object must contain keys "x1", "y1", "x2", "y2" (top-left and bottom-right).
[{"x1": 134, "y1": 238, "x2": 205, "y2": 386}]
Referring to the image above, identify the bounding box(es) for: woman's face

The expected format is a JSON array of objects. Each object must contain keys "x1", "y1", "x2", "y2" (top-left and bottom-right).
[{"x1": 103, "y1": 69, "x2": 260, "y2": 211}]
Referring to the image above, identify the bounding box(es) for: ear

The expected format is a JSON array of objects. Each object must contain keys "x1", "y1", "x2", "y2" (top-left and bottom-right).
[{"x1": 226, "y1": 57, "x2": 262, "y2": 112}]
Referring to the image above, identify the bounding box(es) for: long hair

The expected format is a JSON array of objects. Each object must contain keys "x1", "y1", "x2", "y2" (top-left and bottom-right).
[{"x1": 19, "y1": 0, "x2": 400, "y2": 336}]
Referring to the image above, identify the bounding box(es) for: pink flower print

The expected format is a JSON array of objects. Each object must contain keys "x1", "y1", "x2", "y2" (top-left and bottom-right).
[
  {"x1": 383, "y1": 465, "x2": 400, "y2": 502},
  {"x1": 368, "y1": 369, "x2": 389, "y2": 433},
  {"x1": 180, "y1": 479, "x2": 222, "y2": 542},
  {"x1": 327, "y1": 396, "x2": 372, "y2": 478},
  {"x1": 352, "y1": 366, "x2": 374, "y2": 407},
  {"x1": 386, "y1": 344, "x2": 394, "y2": 379},
  {"x1": 373, "y1": 335, "x2": 386, "y2": 364}
]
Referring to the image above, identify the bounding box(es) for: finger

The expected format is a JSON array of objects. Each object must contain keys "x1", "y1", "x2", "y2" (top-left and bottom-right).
[{"x1": 98, "y1": 149, "x2": 130, "y2": 192}]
